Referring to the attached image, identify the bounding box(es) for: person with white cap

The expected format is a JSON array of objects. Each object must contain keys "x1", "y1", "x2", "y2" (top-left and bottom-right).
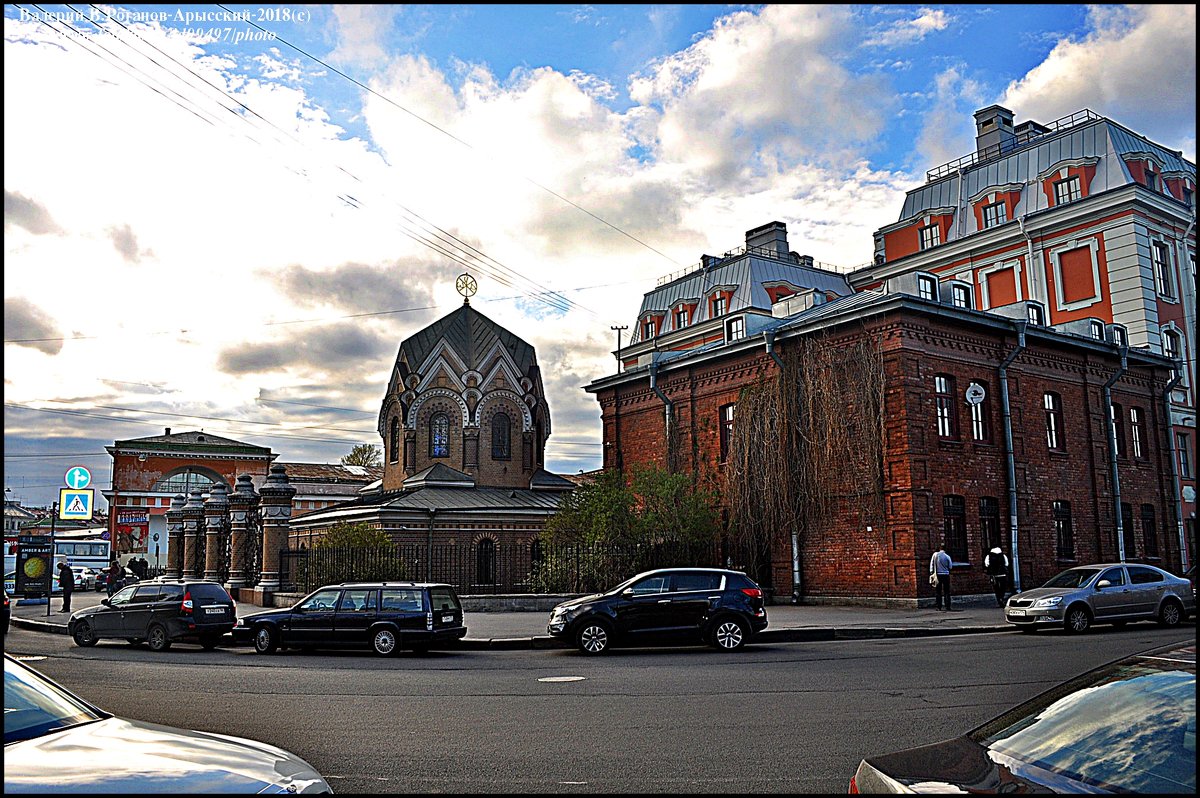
[{"x1": 984, "y1": 546, "x2": 1011, "y2": 607}]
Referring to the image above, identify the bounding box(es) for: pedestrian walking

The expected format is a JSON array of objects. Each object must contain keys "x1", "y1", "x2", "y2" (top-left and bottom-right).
[
  {"x1": 984, "y1": 546, "x2": 1011, "y2": 607},
  {"x1": 138, "y1": 556, "x2": 150, "y2": 579},
  {"x1": 106, "y1": 560, "x2": 123, "y2": 596},
  {"x1": 57, "y1": 561, "x2": 74, "y2": 613},
  {"x1": 929, "y1": 543, "x2": 953, "y2": 610}
]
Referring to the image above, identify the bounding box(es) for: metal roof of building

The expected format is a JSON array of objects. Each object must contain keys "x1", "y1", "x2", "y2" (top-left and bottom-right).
[{"x1": 395, "y1": 303, "x2": 536, "y2": 376}]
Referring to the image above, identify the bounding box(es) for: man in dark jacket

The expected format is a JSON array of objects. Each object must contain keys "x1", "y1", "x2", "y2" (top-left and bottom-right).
[
  {"x1": 984, "y1": 546, "x2": 1011, "y2": 607},
  {"x1": 57, "y1": 561, "x2": 74, "y2": 613},
  {"x1": 106, "y1": 560, "x2": 124, "y2": 596}
]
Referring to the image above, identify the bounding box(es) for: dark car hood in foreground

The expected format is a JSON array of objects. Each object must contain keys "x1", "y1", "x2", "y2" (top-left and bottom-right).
[
  {"x1": 4, "y1": 716, "x2": 328, "y2": 794},
  {"x1": 553, "y1": 593, "x2": 606, "y2": 611},
  {"x1": 859, "y1": 734, "x2": 1106, "y2": 793}
]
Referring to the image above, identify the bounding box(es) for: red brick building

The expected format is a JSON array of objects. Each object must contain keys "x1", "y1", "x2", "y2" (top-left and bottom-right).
[{"x1": 587, "y1": 225, "x2": 1179, "y2": 605}]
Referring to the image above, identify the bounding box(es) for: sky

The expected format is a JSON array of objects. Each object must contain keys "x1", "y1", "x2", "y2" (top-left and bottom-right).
[{"x1": 3, "y1": 4, "x2": 1196, "y2": 509}]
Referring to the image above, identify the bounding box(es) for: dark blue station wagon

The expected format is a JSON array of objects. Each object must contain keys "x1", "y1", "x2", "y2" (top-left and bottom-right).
[{"x1": 234, "y1": 582, "x2": 467, "y2": 656}]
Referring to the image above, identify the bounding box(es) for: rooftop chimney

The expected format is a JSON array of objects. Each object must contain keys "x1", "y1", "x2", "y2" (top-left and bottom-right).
[
  {"x1": 165, "y1": 427, "x2": 171, "y2": 436},
  {"x1": 973, "y1": 105, "x2": 1016, "y2": 158},
  {"x1": 745, "y1": 221, "x2": 790, "y2": 258}
]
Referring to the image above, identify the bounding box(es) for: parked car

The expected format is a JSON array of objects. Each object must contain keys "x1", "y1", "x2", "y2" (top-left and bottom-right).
[
  {"x1": 69, "y1": 566, "x2": 98, "y2": 591},
  {"x1": 95, "y1": 566, "x2": 139, "y2": 594},
  {"x1": 4, "y1": 570, "x2": 63, "y2": 595},
  {"x1": 234, "y1": 582, "x2": 467, "y2": 656},
  {"x1": 68, "y1": 579, "x2": 236, "y2": 651},
  {"x1": 4, "y1": 653, "x2": 332, "y2": 793},
  {"x1": 1004, "y1": 562, "x2": 1194, "y2": 633},
  {"x1": 547, "y1": 567, "x2": 768, "y2": 654},
  {"x1": 849, "y1": 640, "x2": 1196, "y2": 793}
]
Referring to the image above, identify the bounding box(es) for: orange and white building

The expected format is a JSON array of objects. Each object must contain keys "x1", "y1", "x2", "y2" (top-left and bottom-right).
[{"x1": 851, "y1": 105, "x2": 1196, "y2": 566}]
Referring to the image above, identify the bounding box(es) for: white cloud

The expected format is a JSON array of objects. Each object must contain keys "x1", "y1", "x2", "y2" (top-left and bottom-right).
[
  {"x1": 866, "y1": 7, "x2": 952, "y2": 48},
  {"x1": 1001, "y1": 4, "x2": 1196, "y2": 160},
  {"x1": 914, "y1": 65, "x2": 988, "y2": 172}
]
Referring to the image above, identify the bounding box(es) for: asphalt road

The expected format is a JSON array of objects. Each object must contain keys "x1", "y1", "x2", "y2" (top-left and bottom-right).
[{"x1": 5, "y1": 625, "x2": 1194, "y2": 793}]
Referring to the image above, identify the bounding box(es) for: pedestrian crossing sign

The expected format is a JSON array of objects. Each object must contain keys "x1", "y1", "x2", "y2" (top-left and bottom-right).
[{"x1": 59, "y1": 488, "x2": 95, "y2": 520}]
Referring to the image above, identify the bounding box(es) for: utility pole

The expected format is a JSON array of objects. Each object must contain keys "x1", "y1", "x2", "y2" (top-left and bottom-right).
[{"x1": 610, "y1": 325, "x2": 628, "y2": 372}]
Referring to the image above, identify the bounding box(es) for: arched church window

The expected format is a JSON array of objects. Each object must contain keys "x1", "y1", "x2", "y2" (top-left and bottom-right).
[
  {"x1": 389, "y1": 417, "x2": 400, "y2": 464},
  {"x1": 429, "y1": 413, "x2": 449, "y2": 458},
  {"x1": 476, "y1": 538, "x2": 496, "y2": 585},
  {"x1": 491, "y1": 412, "x2": 511, "y2": 460}
]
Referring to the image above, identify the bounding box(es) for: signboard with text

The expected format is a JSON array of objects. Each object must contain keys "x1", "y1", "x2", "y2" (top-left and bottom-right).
[
  {"x1": 116, "y1": 510, "x2": 150, "y2": 553},
  {"x1": 15, "y1": 535, "x2": 52, "y2": 595}
]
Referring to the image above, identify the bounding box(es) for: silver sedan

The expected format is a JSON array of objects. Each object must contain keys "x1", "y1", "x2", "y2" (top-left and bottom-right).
[{"x1": 1005, "y1": 562, "x2": 1194, "y2": 633}]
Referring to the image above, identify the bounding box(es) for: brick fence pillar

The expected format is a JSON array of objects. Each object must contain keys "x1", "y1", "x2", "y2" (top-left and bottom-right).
[
  {"x1": 227, "y1": 474, "x2": 258, "y2": 591},
  {"x1": 203, "y1": 482, "x2": 229, "y2": 583},
  {"x1": 164, "y1": 493, "x2": 186, "y2": 579},
  {"x1": 257, "y1": 464, "x2": 295, "y2": 591},
  {"x1": 180, "y1": 489, "x2": 205, "y2": 578}
]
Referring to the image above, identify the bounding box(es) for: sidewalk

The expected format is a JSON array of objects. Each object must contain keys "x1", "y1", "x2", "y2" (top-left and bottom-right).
[{"x1": 10, "y1": 590, "x2": 1018, "y2": 649}]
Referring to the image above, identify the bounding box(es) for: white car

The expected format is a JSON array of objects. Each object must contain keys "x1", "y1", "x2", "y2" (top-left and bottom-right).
[{"x1": 70, "y1": 567, "x2": 98, "y2": 591}]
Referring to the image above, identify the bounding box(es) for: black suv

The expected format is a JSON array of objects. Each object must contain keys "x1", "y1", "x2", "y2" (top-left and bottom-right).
[
  {"x1": 234, "y1": 582, "x2": 467, "y2": 656},
  {"x1": 547, "y1": 567, "x2": 768, "y2": 654},
  {"x1": 69, "y1": 579, "x2": 237, "y2": 651}
]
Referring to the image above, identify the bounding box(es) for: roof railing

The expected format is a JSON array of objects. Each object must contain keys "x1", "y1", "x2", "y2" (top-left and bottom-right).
[{"x1": 926, "y1": 109, "x2": 1103, "y2": 182}]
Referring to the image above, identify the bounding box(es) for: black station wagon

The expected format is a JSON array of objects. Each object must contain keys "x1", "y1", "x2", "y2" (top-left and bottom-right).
[{"x1": 234, "y1": 582, "x2": 467, "y2": 656}]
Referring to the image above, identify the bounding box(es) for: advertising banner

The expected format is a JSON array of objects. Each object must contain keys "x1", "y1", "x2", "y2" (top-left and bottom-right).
[
  {"x1": 16, "y1": 535, "x2": 53, "y2": 595},
  {"x1": 116, "y1": 510, "x2": 150, "y2": 553}
]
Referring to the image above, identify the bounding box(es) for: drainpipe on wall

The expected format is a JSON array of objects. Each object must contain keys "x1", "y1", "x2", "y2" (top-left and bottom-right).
[
  {"x1": 648, "y1": 361, "x2": 674, "y2": 471},
  {"x1": 1162, "y1": 366, "x2": 1188, "y2": 571},
  {"x1": 1018, "y1": 210, "x2": 1037, "y2": 303},
  {"x1": 999, "y1": 321, "x2": 1027, "y2": 592},
  {"x1": 1103, "y1": 348, "x2": 1128, "y2": 562},
  {"x1": 765, "y1": 330, "x2": 799, "y2": 602}
]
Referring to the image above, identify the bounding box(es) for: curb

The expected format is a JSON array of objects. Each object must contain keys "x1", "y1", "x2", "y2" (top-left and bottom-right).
[{"x1": 11, "y1": 616, "x2": 1014, "y2": 645}]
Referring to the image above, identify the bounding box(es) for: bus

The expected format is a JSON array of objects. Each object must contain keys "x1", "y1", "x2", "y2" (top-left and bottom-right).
[{"x1": 52, "y1": 538, "x2": 112, "y2": 572}]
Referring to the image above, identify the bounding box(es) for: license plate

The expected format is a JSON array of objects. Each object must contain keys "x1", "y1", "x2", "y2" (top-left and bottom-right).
[
  {"x1": 204, "y1": 607, "x2": 226, "y2": 615},
  {"x1": 442, "y1": 614, "x2": 454, "y2": 623},
  {"x1": 1007, "y1": 609, "x2": 1025, "y2": 617}
]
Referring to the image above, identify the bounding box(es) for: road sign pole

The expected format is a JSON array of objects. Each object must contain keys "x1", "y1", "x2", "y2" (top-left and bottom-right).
[{"x1": 47, "y1": 502, "x2": 57, "y2": 618}]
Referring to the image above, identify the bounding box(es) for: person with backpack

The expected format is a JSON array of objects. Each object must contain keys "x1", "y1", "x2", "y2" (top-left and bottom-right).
[{"x1": 984, "y1": 546, "x2": 1011, "y2": 607}]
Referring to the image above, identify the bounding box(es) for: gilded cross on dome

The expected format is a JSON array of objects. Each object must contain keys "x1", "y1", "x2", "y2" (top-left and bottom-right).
[{"x1": 456, "y1": 273, "x2": 478, "y2": 305}]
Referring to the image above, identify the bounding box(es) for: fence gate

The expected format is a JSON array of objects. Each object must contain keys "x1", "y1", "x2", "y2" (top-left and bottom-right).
[{"x1": 242, "y1": 507, "x2": 262, "y2": 587}]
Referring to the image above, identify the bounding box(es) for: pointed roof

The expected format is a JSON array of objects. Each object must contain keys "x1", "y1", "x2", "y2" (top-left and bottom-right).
[
  {"x1": 396, "y1": 303, "x2": 536, "y2": 377},
  {"x1": 108, "y1": 430, "x2": 272, "y2": 457},
  {"x1": 402, "y1": 463, "x2": 476, "y2": 490}
]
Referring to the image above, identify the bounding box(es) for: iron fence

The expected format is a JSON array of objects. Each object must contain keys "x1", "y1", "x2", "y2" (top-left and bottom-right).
[{"x1": 279, "y1": 539, "x2": 767, "y2": 595}]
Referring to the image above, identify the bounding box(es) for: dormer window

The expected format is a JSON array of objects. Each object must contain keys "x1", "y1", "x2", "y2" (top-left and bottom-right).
[
  {"x1": 951, "y1": 284, "x2": 972, "y2": 309},
  {"x1": 674, "y1": 307, "x2": 690, "y2": 329},
  {"x1": 1163, "y1": 329, "x2": 1180, "y2": 361},
  {"x1": 1145, "y1": 169, "x2": 1159, "y2": 192},
  {"x1": 725, "y1": 316, "x2": 745, "y2": 342},
  {"x1": 1054, "y1": 176, "x2": 1081, "y2": 205},
  {"x1": 982, "y1": 202, "x2": 1007, "y2": 229},
  {"x1": 1089, "y1": 320, "x2": 1105, "y2": 341},
  {"x1": 642, "y1": 318, "x2": 657, "y2": 340},
  {"x1": 1111, "y1": 325, "x2": 1128, "y2": 347},
  {"x1": 918, "y1": 224, "x2": 940, "y2": 251},
  {"x1": 1027, "y1": 303, "x2": 1045, "y2": 325},
  {"x1": 712, "y1": 295, "x2": 727, "y2": 317},
  {"x1": 917, "y1": 275, "x2": 937, "y2": 301}
]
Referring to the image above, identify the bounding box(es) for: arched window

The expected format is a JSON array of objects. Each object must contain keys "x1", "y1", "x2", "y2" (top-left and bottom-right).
[
  {"x1": 389, "y1": 417, "x2": 400, "y2": 464},
  {"x1": 476, "y1": 538, "x2": 496, "y2": 585},
  {"x1": 491, "y1": 412, "x2": 511, "y2": 460},
  {"x1": 429, "y1": 413, "x2": 449, "y2": 458},
  {"x1": 152, "y1": 469, "x2": 222, "y2": 495}
]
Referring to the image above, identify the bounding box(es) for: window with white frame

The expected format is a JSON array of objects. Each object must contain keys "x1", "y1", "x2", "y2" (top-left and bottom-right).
[
  {"x1": 1178, "y1": 433, "x2": 1193, "y2": 479},
  {"x1": 1111, "y1": 325, "x2": 1128, "y2": 347},
  {"x1": 1163, "y1": 328, "x2": 1181, "y2": 361},
  {"x1": 1110, "y1": 403, "x2": 1126, "y2": 458},
  {"x1": 917, "y1": 275, "x2": 937, "y2": 301},
  {"x1": 935, "y1": 374, "x2": 958, "y2": 440},
  {"x1": 1152, "y1": 241, "x2": 1175, "y2": 299},
  {"x1": 952, "y1": 284, "x2": 972, "y2": 309},
  {"x1": 674, "y1": 307, "x2": 690, "y2": 329},
  {"x1": 1027, "y1": 303, "x2": 1045, "y2": 325},
  {"x1": 1054, "y1": 176, "x2": 1081, "y2": 205},
  {"x1": 711, "y1": 295, "x2": 727, "y2": 317},
  {"x1": 970, "y1": 381, "x2": 991, "y2": 443},
  {"x1": 642, "y1": 318, "x2": 657, "y2": 340},
  {"x1": 982, "y1": 201, "x2": 1007, "y2": 229},
  {"x1": 725, "y1": 316, "x2": 745, "y2": 342},
  {"x1": 1044, "y1": 392, "x2": 1065, "y2": 451},
  {"x1": 1130, "y1": 406, "x2": 1145, "y2": 459},
  {"x1": 1089, "y1": 320, "x2": 1105, "y2": 340},
  {"x1": 719, "y1": 403, "x2": 736, "y2": 463},
  {"x1": 919, "y1": 224, "x2": 941, "y2": 250}
]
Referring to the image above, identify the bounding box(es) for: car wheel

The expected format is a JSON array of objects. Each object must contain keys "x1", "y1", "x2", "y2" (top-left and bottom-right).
[
  {"x1": 1158, "y1": 599, "x2": 1183, "y2": 628},
  {"x1": 711, "y1": 616, "x2": 749, "y2": 651},
  {"x1": 147, "y1": 623, "x2": 172, "y2": 652},
  {"x1": 253, "y1": 625, "x2": 278, "y2": 655},
  {"x1": 372, "y1": 628, "x2": 398, "y2": 656},
  {"x1": 575, "y1": 620, "x2": 611, "y2": 655},
  {"x1": 1064, "y1": 605, "x2": 1091, "y2": 634},
  {"x1": 200, "y1": 634, "x2": 222, "y2": 650},
  {"x1": 72, "y1": 621, "x2": 98, "y2": 647}
]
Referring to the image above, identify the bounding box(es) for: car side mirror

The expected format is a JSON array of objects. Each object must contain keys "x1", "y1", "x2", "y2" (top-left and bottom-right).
[
  {"x1": 622, "y1": 588, "x2": 634, "y2": 596},
  {"x1": 1096, "y1": 580, "x2": 1111, "y2": 590},
  {"x1": 101, "y1": 599, "x2": 111, "y2": 606}
]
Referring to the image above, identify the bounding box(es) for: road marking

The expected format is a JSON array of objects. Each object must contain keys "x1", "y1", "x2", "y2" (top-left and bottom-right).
[
  {"x1": 538, "y1": 676, "x2": 586, "y2": 683},
  {"x1": 12, "y1": 655, "x2": 47, "y2": 662}
]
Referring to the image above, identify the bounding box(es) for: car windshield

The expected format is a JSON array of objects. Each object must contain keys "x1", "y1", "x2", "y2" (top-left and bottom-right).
[
  {"x1": 1042, "y1": 568, "x2": 1099, "y2": 589},
  {"x1": 970, "y1": 652, "x2": 1196, "y2": 793},
  {"x1": 4, "y1": 657, "x2": 106, "y2": 745}
]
